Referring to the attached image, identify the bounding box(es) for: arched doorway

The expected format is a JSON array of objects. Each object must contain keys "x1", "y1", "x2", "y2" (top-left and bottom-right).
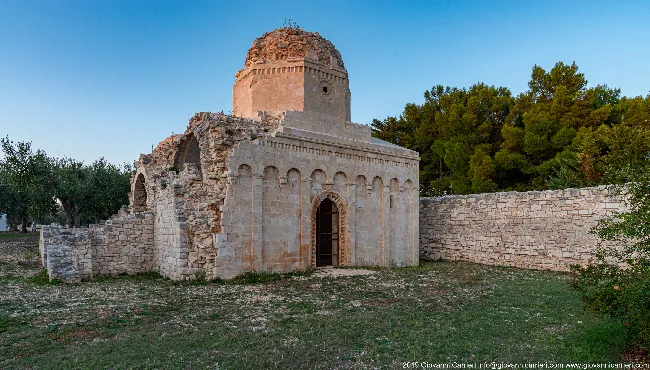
[{"x1": 316, "y1": 198, "x2": 339, "y2": 266}]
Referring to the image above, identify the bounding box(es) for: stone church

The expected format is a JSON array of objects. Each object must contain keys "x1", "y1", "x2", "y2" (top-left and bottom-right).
[{"x1": 40, "y1": 27, "x2": 420, "y2": 281}]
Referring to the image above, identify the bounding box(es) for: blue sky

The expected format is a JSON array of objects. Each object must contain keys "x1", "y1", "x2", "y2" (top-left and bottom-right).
[{"x1": 1, "y1": 0, "x2": 649, "y2": 165}]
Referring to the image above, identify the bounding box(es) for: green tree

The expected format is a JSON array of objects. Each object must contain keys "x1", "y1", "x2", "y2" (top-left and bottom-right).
[
  {"x1": 372, "y1": 61, "x2": 650, "y2": 194},
  {"x1": 0, "y1": 137, "x2": 56, "y2": 232},
  {"x1": 53, "y1": 157, "x2": 132, "y2": 226}
]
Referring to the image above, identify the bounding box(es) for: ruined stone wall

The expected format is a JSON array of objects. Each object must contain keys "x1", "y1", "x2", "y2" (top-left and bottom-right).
[
  {"x1": 419, "y1": 186, "x2": 627, "y2": 271},
  {"x1": 134, "y1": 112, "x2": 282, "y2": 280},
  {"x1": 152, "y1": 184, "x2": 188, "y2": 279},
  {"x1": 90, "y1": 212, "x2": 154, "y2": 276},
  {"x1": 40, "y1": 211, "x2": 154, "y2": 282},
  {"x1": 41, "y1": 226, "x2": 92, "y2": 283}
]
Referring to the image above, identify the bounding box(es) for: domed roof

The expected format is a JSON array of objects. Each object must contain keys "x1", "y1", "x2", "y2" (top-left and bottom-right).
[{"x1": 243, "y1": 27, "x2": 345, "y2": 70}]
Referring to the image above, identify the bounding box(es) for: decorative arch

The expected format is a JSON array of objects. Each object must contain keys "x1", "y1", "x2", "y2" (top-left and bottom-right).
[
  {"x1": 237, "y1": 164, "x2": 252, "y2": 185},
  {"x1": 372, "y1": 176, "x2": 384, "y2": 193},
  {"x1": 133, "y1": 173, "x2": 148, "y2": 212},
  {"x1": 175, "y1": 133, "x2": 202, "y2": 176},
  {"x1": 311, "y1": 190, "x2": 349, "y2": 267},
  {"x1": 263, "y1": 166, "x2": 279, "y2": 187},
  {"x1": 310, "y1": 169, "x2": 327, "y2": 197},
  {"x1": 355, "y1": 175, "x2": 367, "y2": 203},
  {"x1": 287, "y1": 168, "x2": 301, "y2": 195},
  {"x1": 390, "y1": 178, "x2": 400, "y2": 209},
  {"x1": 333, "y1": 171, "x2": 347, "y2": 184}
]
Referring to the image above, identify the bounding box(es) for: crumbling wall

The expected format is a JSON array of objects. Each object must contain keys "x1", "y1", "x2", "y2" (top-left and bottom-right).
[
  {"x1": 40, "y1": 225, "x2": 93, "y2": 283},
  {"x1": 133, "y1": 112, "x2": 280, "y2": 279},
  {"x1": 40, "y1": 211, "x2": 154, "y2": 282},
  {"x1": 90, "y1": 212, "x2": 154, "y2": 276},
  {"x1": 419, "y1": 186, "x2": 627, "y2": 271}
]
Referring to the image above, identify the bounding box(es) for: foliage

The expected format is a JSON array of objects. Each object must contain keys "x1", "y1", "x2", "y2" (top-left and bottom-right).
[
  {"x1": 371, "y1": 62, "x2": 650, "y2": 195},
  {"x1": 0, "y1": 136, "x2": 132, "y2": 228},
  {"x1": 0, "y1": 137, "x2": 56, "y2": 231},
  {"x1": 53, "y1": 157, "x2": 132, "y2": 226},
  {"x1": 571, "y1": 166, "x2": 650, "y2": 350}
]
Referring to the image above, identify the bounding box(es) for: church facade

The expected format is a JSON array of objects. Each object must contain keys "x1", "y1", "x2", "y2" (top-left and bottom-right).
[{"x1": 40, "y1": 27, "x2": 420, "y2": 281}]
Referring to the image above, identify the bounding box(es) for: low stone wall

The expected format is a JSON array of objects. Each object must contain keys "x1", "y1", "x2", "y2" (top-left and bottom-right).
[
  {"x1": 40, "y1": 226, "x2": 92, "y2": 282},
  {"x1": 419, "y1": 186, "x2": 627, "y2": 271},
  {"x1": 40, "y1": 211, "x2": 154, "y2": 282}
]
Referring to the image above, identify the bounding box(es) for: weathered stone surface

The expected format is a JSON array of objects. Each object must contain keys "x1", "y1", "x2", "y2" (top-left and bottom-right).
[
  {"x1": 39, "y1": 27, "x2": 421, "y2": 282},
  {"x1": 243, "y1": 28, "x2": 345, "y2": 70},
  {"x1": 40, "y1": 211, "x2": 154, "y2": 282},
  {"x1": 234, "y1": 27, "x2": 351, "y2": 123},
  {"x1": 419, "y1": 186, "x2": 627, "y2": 271}
]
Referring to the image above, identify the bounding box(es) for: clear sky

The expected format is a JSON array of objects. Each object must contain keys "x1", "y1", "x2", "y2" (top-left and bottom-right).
[{"x1": 1, "y1": 0, "x2": 649, "y2": 165}]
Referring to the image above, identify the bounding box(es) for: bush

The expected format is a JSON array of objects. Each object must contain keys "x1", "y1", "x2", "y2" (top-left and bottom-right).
[{"x1": 571, "y1": 169, "x2": 650, "y2": 350}]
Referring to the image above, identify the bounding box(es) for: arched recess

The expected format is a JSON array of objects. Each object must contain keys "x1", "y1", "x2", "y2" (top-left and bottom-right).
[
  {"x1": 311, "y1": 190, "x2": 348, "y2": 267},
  {"x1": 389, "y1": 178, "x2": 401, "y2": 266},
  {"x1": 404, "y1": 179, "x2": 416, "y2": 265},
  {"x1": 287, "y1": 168, "x2": 301, "y2": 195},
  {"x1": 355, "y1": 175, "x2": 366, "y2": 207},
  {"x1": 390, "y1": 178, "x2": 400, "y2": 209},
  {"x1": 333, "y1": 172, "x2": 347, "y2": 195},
  {"x1": 310, "y1": 169, "x2": 326, "y2": 197},
  {"x1": 372, "y1": 176, "x2": 384, "y2": 265},
  {"x1": 262, "y1": 166, "x2": 279, "y2": 268},
  {"x1": 238, "y1": 164, "x2": 252, "y2": 184},
  {"x1": 133, "y1": 173, "x2": 148, "y2": 212},
  {"x1": 287, "y1": 168, "x2": 302, "y2": 269},
  {"x1": 175, "y1": 133, "x2": 202, "y2": 176},
  {"x1": 263, "y1": 166, "x2": 279, "y2": 189},
  {"x1": 355, "y1": 175, "x2": 367, "y2": 264},
  {"x1": 234, "y1": 164, "x2": 253, "y2": 268}
]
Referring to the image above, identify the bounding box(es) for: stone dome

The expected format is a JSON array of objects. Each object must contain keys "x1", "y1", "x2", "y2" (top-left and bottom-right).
[{"x1": 243, "y1": 27, "x2": 345, "y2": 70}]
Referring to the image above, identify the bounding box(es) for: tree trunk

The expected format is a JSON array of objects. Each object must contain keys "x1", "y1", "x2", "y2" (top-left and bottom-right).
[
  {"x1": 21, "y1": 218, "x2": 28, "y2": 233},
  {"x1": 62, "y1": 200, "x2": 74, "y2": 227}
]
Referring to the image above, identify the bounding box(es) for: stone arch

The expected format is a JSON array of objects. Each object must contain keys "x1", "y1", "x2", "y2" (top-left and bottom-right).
[
  {"x1": 175, "y1": 133, "x2": 202, "y2": 176},
  {"x1": 390, "y1": 178, "x2": 400, "y2": 209},
  {"x1": 310, "y1": 169, "x2": 326, "y2": 197},
  {"x1": 372, "y1": 176, "x2": 385, "y2": 265},
  {"x1": 404, "y1": 179, "x2": 416, "y2": 264},
  {"x1": 372, "y1": 176, "x2": 383, "y2": 193},
  {"x1": 263, "y1": 166, "x2": 279, "y2": 187},
  {"x1": 355, "y1": 175, "x2": 367, "y2": 204},
  {"x1": 238, "y1": 164, "x2": 252, "y2": 185},
  {"x1": 262, "y1": 166, "x2": 279, "y2": 268},
  {"x1": 311, "y1": 190, "x2": 349, "y2": 267},
  {"x1": 354, "y1": 175, "x2": 368, "y2": 265},
  {"x1": 133, "y1": 173, "x2": 148, "y2": 212},
  {"x1": 333, "y1": 171, "x2": 347, "y2": 195},
  {"x1": 287, "y1": 168, "x2": 301, "y2": 195}
]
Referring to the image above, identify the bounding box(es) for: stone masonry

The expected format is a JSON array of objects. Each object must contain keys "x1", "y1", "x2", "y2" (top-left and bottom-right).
[
  {"x1": 41, "y1": 26, "x2": 629, "y2": 282},
  {"x1": 40, "y1": 27, "x2": 420, "y2": 282},
  {"x1": 40, "y1": 209, "x2": 154, "y2": 282},
  {"x1": 419, "y1": 186, "x2": 627, "y2": 271}
]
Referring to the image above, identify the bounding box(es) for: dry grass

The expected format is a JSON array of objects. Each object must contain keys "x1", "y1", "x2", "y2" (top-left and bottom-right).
[{"x1": 0, "y1": 238, "x2": 634, "y2": 369}]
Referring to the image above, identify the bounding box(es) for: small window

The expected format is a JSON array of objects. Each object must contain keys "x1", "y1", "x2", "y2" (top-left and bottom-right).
[{"x1": 319, "y1": 80, "x2": 333, "y2": 97}]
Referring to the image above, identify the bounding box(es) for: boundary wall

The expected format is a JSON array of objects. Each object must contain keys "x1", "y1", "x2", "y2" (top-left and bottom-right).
[
  {"x1": 40, "y1": 211, "x2": 154, "y2": 282},
  {"x1": 419, "y1": 186, "x2": 626, "y2": 271}
]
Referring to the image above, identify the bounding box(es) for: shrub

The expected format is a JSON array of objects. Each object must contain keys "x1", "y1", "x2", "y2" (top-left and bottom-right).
[{"x1": 571, "y1": 169, "x2": 650, "y2": 350}]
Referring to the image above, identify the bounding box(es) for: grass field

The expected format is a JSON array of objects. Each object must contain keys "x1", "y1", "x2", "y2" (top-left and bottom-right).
[{"x1": 0, "y1": 237, "x2": 633, "y2": 369}]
